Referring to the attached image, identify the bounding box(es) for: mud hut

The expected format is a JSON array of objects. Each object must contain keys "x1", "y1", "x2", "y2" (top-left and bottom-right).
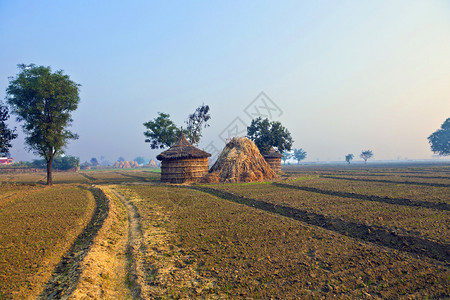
[
  {"x1": 263, "y1": 148, "x2": 283, "y2": 173},
  {"x1": 204, "y1": 137, "x2": 276, "y2": 183},
  {"x1": 156, "y1": 132, "x2": 211, "y2": 183}
]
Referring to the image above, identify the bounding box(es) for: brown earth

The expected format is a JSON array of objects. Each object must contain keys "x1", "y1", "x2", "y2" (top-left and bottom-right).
[{"x1": 69, "y1": 186, "x2": 130, "y2": 299}]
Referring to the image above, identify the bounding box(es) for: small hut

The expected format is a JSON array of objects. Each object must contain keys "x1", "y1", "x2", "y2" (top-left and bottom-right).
[
  {"x1": 263, "y1": 148, "x2": 283, "y2": 173},
  {"x1": 156, "y1": 132, "x2": 211, "y2": 183}
]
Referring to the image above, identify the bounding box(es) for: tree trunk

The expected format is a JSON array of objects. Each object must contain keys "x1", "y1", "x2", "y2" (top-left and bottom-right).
[{"x1": 47, "y1": 155, "x2": 53, "y2": 185}]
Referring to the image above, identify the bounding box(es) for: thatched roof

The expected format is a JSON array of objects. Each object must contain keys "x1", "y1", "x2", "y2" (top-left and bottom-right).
[
  {"x1": 203, "y1": 137, "x2": 276, "y2": 183},
  {"x1": 264, "y1": 148, "x2": 283, "y2": 158},
  {"x1": 156, "y1": 132, "x2": 211, "y2": 161}
]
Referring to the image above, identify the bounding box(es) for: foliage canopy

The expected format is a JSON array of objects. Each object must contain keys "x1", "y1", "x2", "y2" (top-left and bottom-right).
[
  {"x1": 428, "y1": 118, "x2": 449, "y2": 156},
  {"x1": 360, "y1": 150, "x2": 373, "y2": 164},
  {"x1": 282, "y1": 151, "x2": 292, "y2": 163},
  {"x1": 293, "y1": 148, "x2": 307, "y2": 164},
  {"x1": 143, "y1": 112, "x2": 180, "y2": 149},
  {"x1": 246, "y1": 117, "x2": 293, "y2": 155},
  {"x1": 32, "y1": 155, "x2": 80, "y2": 170},
  {"x1": 345, "y1": 154, "x2": 354, "y2": 164},
  {"x1": 144, "y1": 105, "x2": 211, "y2": 149},
  {"x1": 6, "y1": 64, "x2": 80, "y2": 184},
  {"x1": 0, "y1": 102, "x2": 17, "y2": 156},
  {"x1": 185, "y1": 104, "x2": 210, "y2": 146}
]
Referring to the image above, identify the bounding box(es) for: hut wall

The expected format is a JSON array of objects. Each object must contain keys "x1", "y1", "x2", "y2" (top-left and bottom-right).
[
  {"x1": 160, "y1": 158, "x2": 209, "y2": 183},
  {"x1": 264, "y1": 157, "x2": 281, "y2": 173}
]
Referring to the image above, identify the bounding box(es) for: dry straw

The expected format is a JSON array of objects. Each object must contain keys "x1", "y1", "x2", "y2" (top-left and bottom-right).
[{"x1": 204, "y1": 137, "x2": 276, "y2": 183}]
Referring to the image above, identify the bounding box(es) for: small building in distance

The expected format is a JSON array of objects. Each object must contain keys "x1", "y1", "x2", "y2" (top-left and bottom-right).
[
  {"x1": 0, "y1": 157, "x2": 13, "y2": 165},
  {"x1": 263, "y1": 148, "x2": 282, "y2": 173},
  {"x1": 156, "y1": 132, "x2": 211, "y2": 183}
]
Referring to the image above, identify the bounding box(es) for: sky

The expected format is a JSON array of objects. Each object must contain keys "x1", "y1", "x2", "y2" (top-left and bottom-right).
[{"x1": 0, "y1": 0, "x2": 449, "y2": 163}]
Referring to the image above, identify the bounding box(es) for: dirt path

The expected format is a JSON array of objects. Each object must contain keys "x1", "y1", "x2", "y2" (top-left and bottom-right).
[
  {"x1": 112, "y1": 185, "x2": 220, "y2": 298},
  {"x1": 69, "y1": 186, "x2": 130, "y2": 299},
  {"x1": 109, "y1": 187, "x2": 149, "y2": 298}
]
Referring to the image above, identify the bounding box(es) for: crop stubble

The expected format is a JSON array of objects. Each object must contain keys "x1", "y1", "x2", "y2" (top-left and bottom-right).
[{"x1": 0, "y1": 185, "x2": 95, "y2": 299}]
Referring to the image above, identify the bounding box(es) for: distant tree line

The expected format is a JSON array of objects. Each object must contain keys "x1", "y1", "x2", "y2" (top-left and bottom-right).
[{"x1": 31, "y1": 155, "x2": 80, "y2": 170}]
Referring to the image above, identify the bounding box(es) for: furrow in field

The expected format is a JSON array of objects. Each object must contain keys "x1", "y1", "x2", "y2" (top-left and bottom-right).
[
  {"x1": 273, "y1": 182, "x2": 449, "y2": 211},
  {"x1": 38, "y1": 187, "x2": 109, "y2": 299},
  {"x1": 323, "y1": 175, "x2": 450, "y2": 188},
  {"x1": 129, "y1": 184, "x2": 448, "y2": 299},
  {"x1": 192, "y1": 186, "x2": 449, "y2": 264}
]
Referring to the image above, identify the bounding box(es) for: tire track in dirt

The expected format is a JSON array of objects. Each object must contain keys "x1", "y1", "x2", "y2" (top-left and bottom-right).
[
  {"x1": 273, "y1": 182, "x2": 449, "y2": 211},
  {"x1": 78, "y1": 173, "x2": 96, "y2": 182},
  {"x1": 112, "y1": 186, "x2": 221, "y2": 298},
  {"x1": 109, "y1": 188, "x2": 150, "y2": 299},
  {"x1": 38, "y1": 187, "x2": 109, "y2": 299},
  {"x1": 323, "y1": 176, "x2": 450, "y2": 188},
  {"x1": 191, "y1": 186, "x2": 450, "y2": 264}
]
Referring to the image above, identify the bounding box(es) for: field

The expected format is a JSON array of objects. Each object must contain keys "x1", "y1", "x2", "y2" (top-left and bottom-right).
[{"x1": 0, "y1": 164, "x2": 448, "y2": 298}]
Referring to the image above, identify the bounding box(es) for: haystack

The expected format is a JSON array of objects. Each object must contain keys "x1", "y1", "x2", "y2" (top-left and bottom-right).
[
  {"x1": 205, "y1": 137, "x2": 276, "y2": 183},
  {"x1": 149, "y1": 159, "x2": 158, "y2": 168}
]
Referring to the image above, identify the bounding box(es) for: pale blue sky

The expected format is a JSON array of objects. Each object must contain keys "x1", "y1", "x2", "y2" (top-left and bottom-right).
[{"x1": 1, "y1": 0, "x2": 449, "y2": 163}]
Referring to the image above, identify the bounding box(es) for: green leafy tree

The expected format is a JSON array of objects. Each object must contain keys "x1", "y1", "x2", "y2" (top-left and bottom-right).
[
  {"x1": 293, "y1": 148, "x2": 307, "y2": 164},
  {"x1": 360, "y1": 150, "x2": 373, "y2": 164},
  {"x1": 345, "y1": 154, "x2": 354, "y2": 164},
  {"x1": 0, "y1": 101, "x2": 18, "y2": 156},
  {"x1": 6, "y1": 64, "x2": 80, "y2": 185},
  {"x1": 282, "y1": 151, "x2": 292, "y2": 164},
  {"x1": 144, "y1": 112, "x2": 180, "y2": 149},
  {"x1": 247, "y1": 117, "x2": 293, "y2": 155},
  {"x1": 118, "y1": 156, "x2": 126, "y2": 162},
  {"x1": 185, "y1": 104, "x2": 211, "y2": 146},
  {"x1": 428, "y1": 118, "x2": 450, "y2": 156}
]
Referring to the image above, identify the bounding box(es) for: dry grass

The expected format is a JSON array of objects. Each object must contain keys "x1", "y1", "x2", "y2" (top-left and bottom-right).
[
  {"x1": 0, "y1": 185, "x2": 95, "y2": 299},
  {"x1": 205, "y1": 137, "x2": 276, "y2": 183}
]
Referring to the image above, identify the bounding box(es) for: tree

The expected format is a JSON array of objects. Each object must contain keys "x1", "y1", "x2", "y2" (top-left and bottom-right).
[
  {"x1": 360, "y1": 150, "x2": 373, "y2": 164},
  {"x1": 345, "y1": 154, "x2": 354, "y2": 164},
  {"x1": 293, "y1": 148, "x2": 307, "y2": 164},
  {"x1": 6, "y1": 64, "x2": 80, "y2": 185},
  {"x1": 134, "y1": 156, "x2": 146, "y2": 165},
  {"x1": 282, "y1": 151, "x2": 292, "y2": 164},
  {"x1": 90, "y1": 157, "x2": 99, "y2": 166},
  {"x1": 0, "y1": 101, "x2": 18, "y2": 156},
  {"x1": 118, "y1": 156, "x2": 126, "y2": 162},
  {"x1": 143, "y1": 112, "x2": 180, "y2": 149},
  {"x1": 428, "y1": 118, "x2": 450, "y2": 156},
  {"x1": 32, "y1": 155, "x2": 79, "y2": 170},
  {"x1": 247, "y1": 117, "x2": 293, "y2": 155},
  {"x1": 185, "y1": 104, "x2": 211, "y2": 145},
  {"x1": 144, "y1": 105, "x2": 211, "y2": 149}
]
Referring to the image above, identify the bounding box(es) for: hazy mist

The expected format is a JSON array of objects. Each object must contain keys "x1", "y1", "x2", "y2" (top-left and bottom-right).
[{"x1": 1, "y1": 0, "x2": 449, "y2": 163}]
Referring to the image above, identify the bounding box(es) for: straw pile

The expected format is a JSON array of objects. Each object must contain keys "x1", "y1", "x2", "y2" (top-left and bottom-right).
[
  {"x1": 148, "y1": 159, "x2": 158, "y2": 168},
  {"x1": 204, "y1": 137, "x2": 276, "y2": 183},
  {"x1": 113, "y1": 161, "x2": 140, "y2": 168}
]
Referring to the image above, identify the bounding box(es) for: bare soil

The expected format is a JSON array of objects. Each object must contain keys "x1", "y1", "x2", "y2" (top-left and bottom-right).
[
  {"x1": 38, "y1": 187, "x2": 109, "y2": 299},
  {"x1": 69, "y1": 186, "x2": 130, "y2": 299}
]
